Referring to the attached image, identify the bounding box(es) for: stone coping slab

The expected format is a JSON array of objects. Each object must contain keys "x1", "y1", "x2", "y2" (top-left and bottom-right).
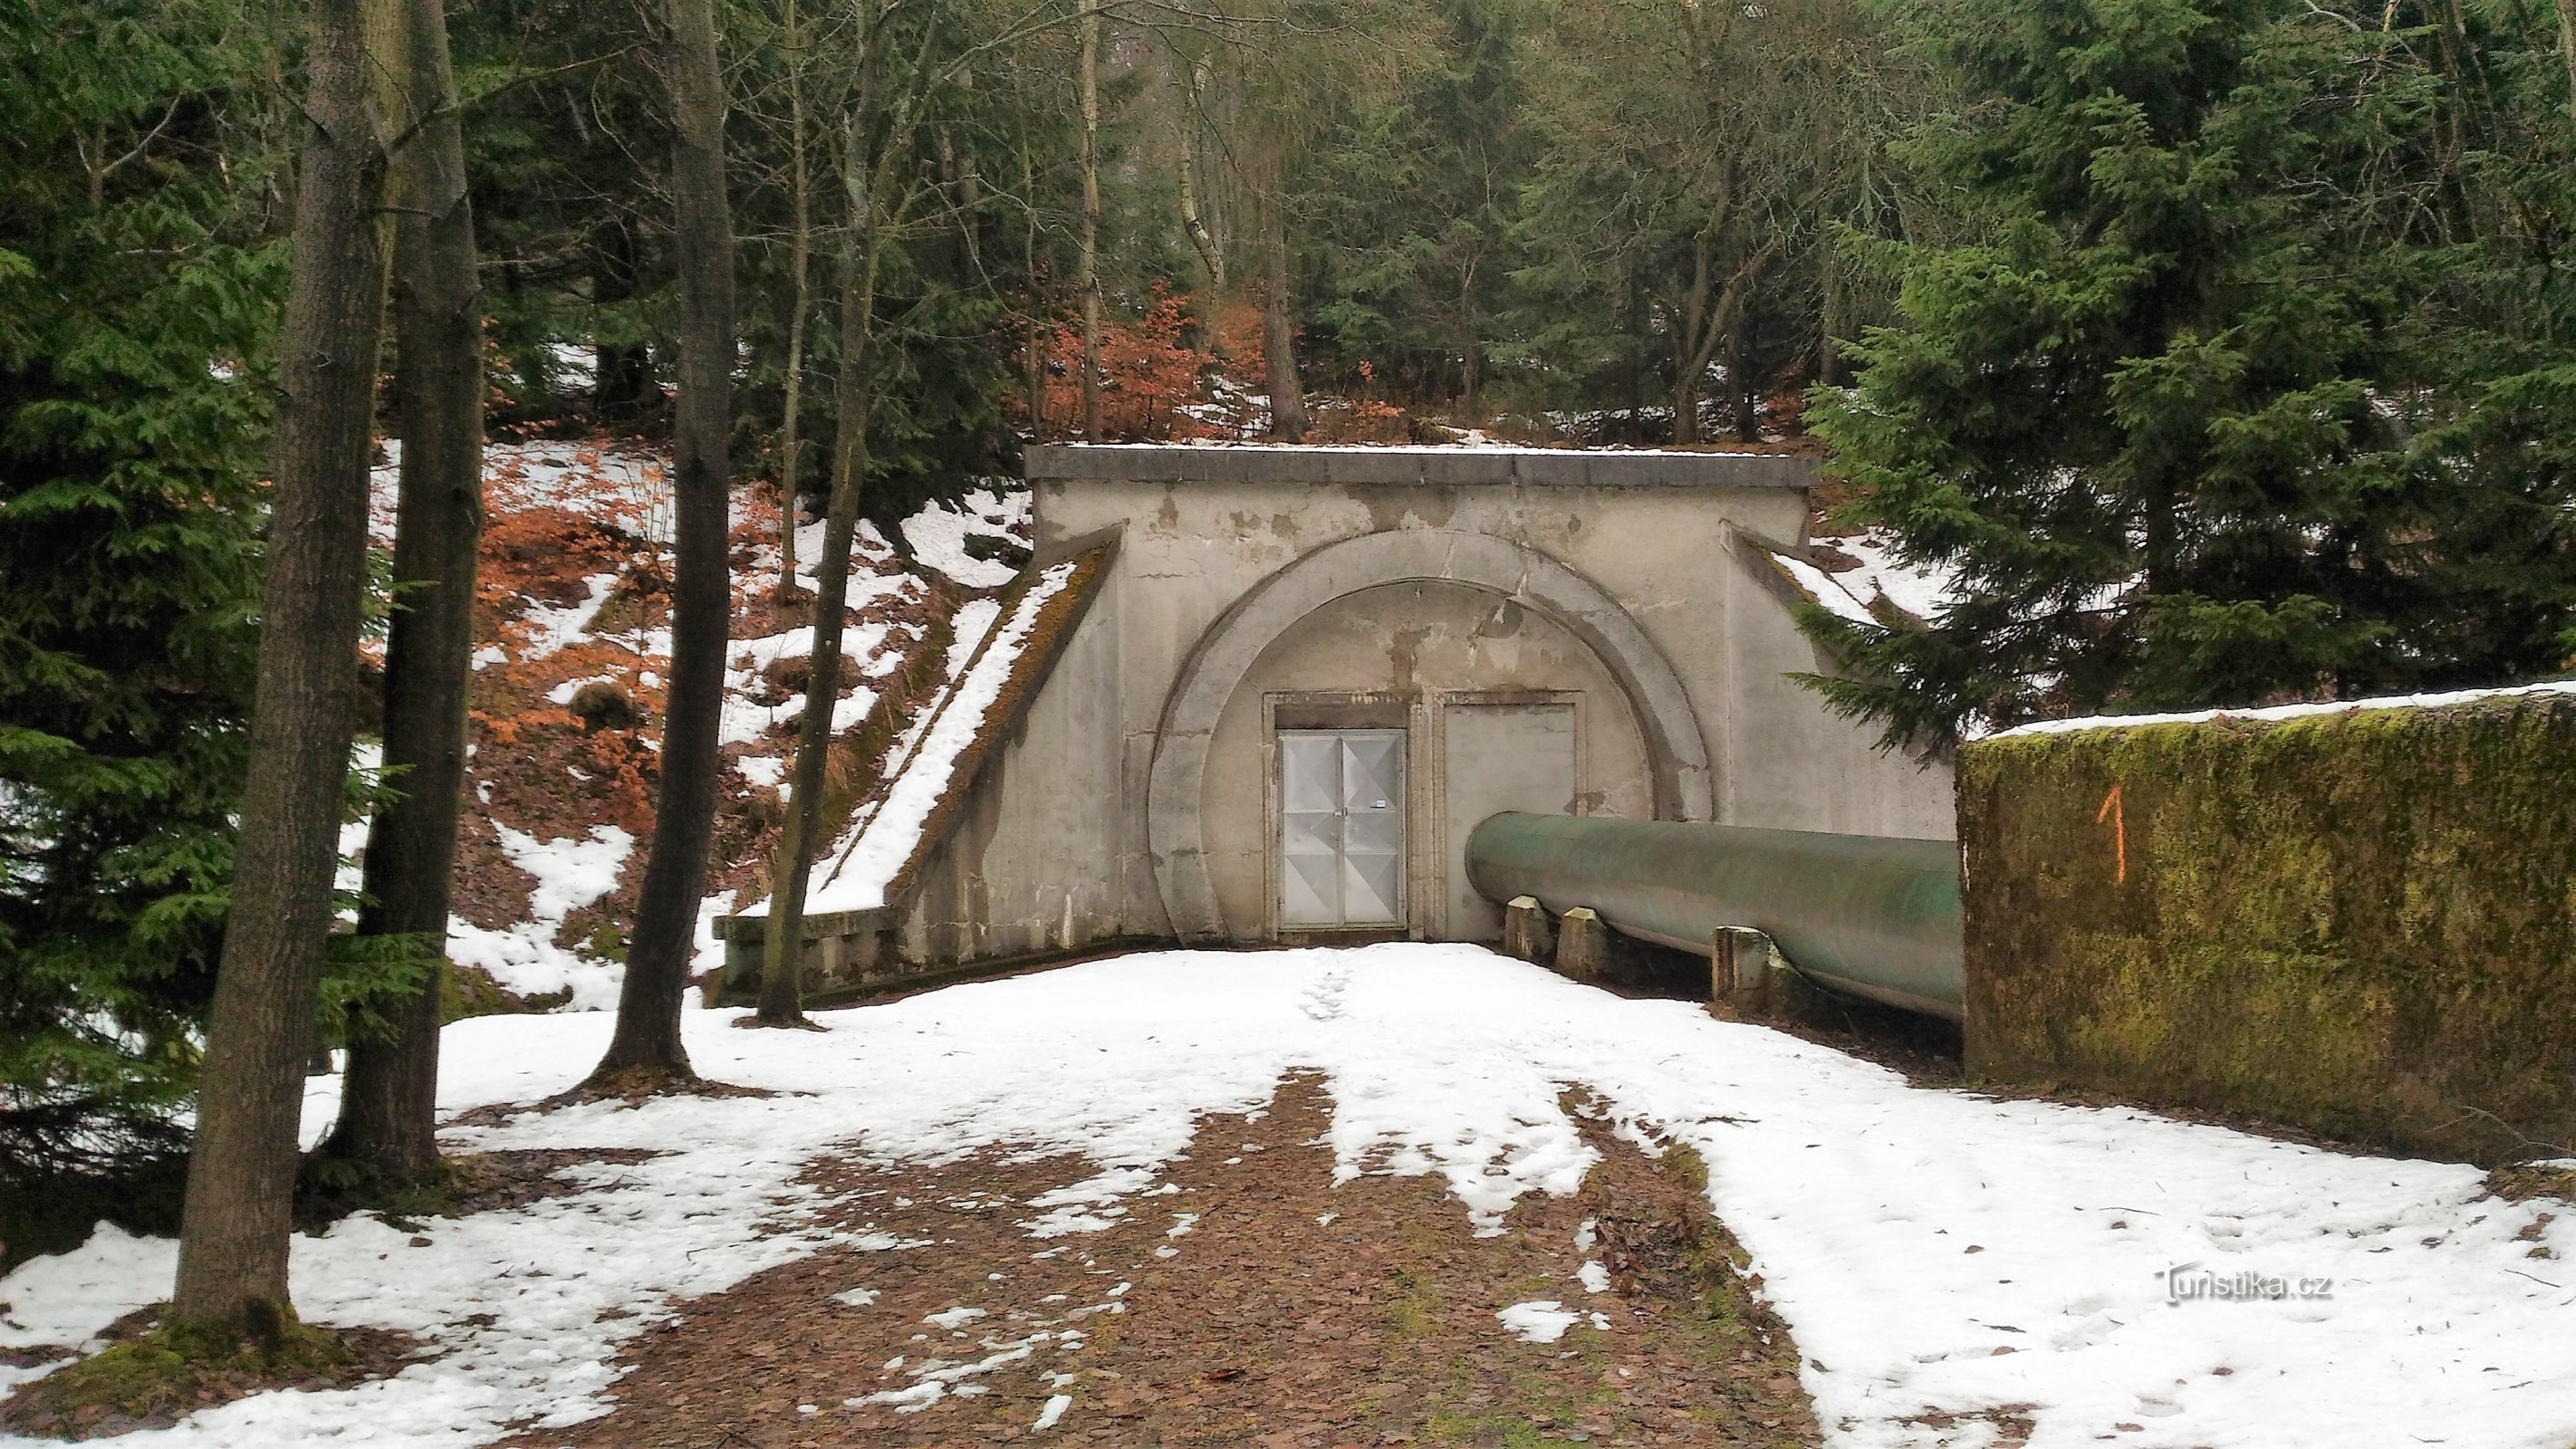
[{"x1": 1025, "y1": 442, "x2": 1812, "y2": 489}]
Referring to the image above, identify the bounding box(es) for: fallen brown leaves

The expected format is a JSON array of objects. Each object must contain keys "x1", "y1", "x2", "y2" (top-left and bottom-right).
[{"x1": 508, "y1": 1074, "x2": 1820, "y2": 1449}]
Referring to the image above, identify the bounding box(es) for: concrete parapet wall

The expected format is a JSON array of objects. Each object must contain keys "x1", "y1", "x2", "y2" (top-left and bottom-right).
[
  {"x1": 1026, "y1": 443, "x2": 1815, "y2": 490},
  {"x1": 1958, "y1": 691, "x2": 2576, "y2": 1162}
]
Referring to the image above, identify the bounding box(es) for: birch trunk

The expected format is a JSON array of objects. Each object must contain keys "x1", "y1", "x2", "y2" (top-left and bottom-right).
[{"x1": 1177, "y1": 55, "x2": 1224, "y2": 293}]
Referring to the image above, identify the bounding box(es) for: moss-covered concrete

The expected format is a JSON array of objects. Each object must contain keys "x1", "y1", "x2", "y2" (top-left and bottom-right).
[{"x1": 1958, "y1": 695, "x2": 2576, "y2": 1163}]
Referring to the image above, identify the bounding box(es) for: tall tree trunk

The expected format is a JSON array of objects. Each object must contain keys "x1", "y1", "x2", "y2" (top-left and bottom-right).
[
  {"x1": 591, "y1": 218, "x2": 652, "y2": 420},
  {"x1": 2556, "y1": 0, "x2": 2576, "y2": 122},
  {"x1": 1458, "y1": 262, "x2": 1480, "y2": 417},
  {"x1": 1263, "y1": 192, "x2": 1305, "y2": 442},
  {"x1": 1670, "y1": 318, "x2": 1701, "y2": 447},
  {"x1": 1176, "y1": 54, "x2": 1224, "y2": 293},
  {"x1": 593, "y1": 0, "x2": 734, "y2": 1080},
  {"x1": 1077, "y1": 0, "x2": 1103, "y2": 441},
  {"x1": 1670, "y1": 235, "x2": 1715, "y2": 446},
  {"x1": 1730, "y1": 311, "x2": 1758, "y2": 444},
  {"x1": 1621, "y1": 261, "x2": 1647, "y2": 444},
  {"x1": 1818, "y1": 255, "x2": 1841, "y2": 389},
  {"x1": 173, "y1": 0, "x2": 389, "y2": 1328},
  {"x1": 319, "y1": 0, "x2": 482, "y2": 1190},
  {"x1": 1024, "y1": 152, "x2": 1047, "y2": 440},
  {"x1": 775, "y1": 0, "x2": 812, "y2": 606},
  {"x1": 756, "y1": 119, "x2": 884, "y2": 1026}
]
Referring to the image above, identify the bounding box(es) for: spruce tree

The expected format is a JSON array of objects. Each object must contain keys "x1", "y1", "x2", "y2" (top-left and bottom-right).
[
  {"x1": 0, "y1": 1, "x2": 282, "y2": 1250},
  {"x1": 1804, "y1": 0, "x2": 2576, "y2": 748}
]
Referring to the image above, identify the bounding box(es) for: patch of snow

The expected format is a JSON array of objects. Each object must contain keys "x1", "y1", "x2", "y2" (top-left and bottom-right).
[
  {"x1": 494, "y1": 822, "x2": 631, "y2": 924},
  {"x1": 1578, "y1": 1260, "x2": 1610, "y2": 1293},
  {"x1": 1497, "y1": 1299, "x2": 1581, "y2": 1344},
  {"x1": 1991, "y1": 679, "x2": 2576, "y2": 740},
  {"x1": 5, "y1": 946, "x2": 2571, "y2": 1447},
  {"x1": 518, "y1": 572, "x2": 620, "y2": 661},
  {"x1": 1033, "y1": 1392, "x2": 1072, "y2": 1430},
  {"x1": 923, "y1": 1306, "x2": 987, "y2": 1329},
  {"x1": 444, "y1": 917, "x2": 621, "y2": 1012},
  {"x1": 688, "y1": 889, "x2": 735, "y2": 993},
  {"x1": 0, "y1": 1223, "x2": 175, "y2": 1378},
  {"x1": 436, "y1": 824, "x2": 637, "y2": 1010},
  {"x1": 797, "y1": 568, "x2": 1075, "y2": 915},
  {"x1": 1828, "y1": 531, "x2": 1955, "y2": 624},
  {"x1": 544, "y1": 673, "x2": 620, "y2": 707},
  {"x1": 850, "y1": 1379, "x2": 945, "y2": 1412},
  {"x1": 902, "y1": 486, "x2": 1033, "y2": 589},
  {"x1": 367, "y1": 439, "x2": 403, "y2": 546},
  {"x1": 540, "y1": 341, "x2": 598, "y2": 389},
  {"x1": 1773, "y1": 553, "x2": 1879, "y2": 627},
  {"x1": 332, "y1": 742, "x2": 386, "y2": 915},
  {"x1": 720, "y1": 620, "x2": 891, "y2": 749}
]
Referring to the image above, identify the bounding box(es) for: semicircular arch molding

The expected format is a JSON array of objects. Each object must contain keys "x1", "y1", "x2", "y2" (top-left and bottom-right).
[{"x1": 1148, "y1": 527, "x2": 1714, "y2": 943}]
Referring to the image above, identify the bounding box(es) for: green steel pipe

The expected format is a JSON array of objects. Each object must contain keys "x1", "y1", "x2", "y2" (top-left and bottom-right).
[{"x1": 1466, "y1": 812, "x2": 1964, "y2": 1021}]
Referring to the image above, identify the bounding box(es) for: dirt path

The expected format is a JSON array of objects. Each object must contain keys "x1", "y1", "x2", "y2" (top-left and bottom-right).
[{"x1": 514, "y1": 1076, "x2": 1820, "y2": 1448}]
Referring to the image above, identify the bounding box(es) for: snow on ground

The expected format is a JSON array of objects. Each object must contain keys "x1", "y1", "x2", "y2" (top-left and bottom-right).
[
  {"x1": 801, "y1": 562, "x2": 1076, "y2": 914},
  {"x1": 775, "y1": 518, "x2": 921, "y2": 606},
  {"x1": 5, "y1": 946, "x2": 2571, "y2": 1449},
  {"x1": 514, "y1": 572, "x2": 619, "y2": 662},
  {"x1": 718, "y1": 619, "x2": 893, "y2": 750},
  {"x1": 491, "y1": 443, "x2": 674, "y2": 546},
  {"x1": 1830, "y1": 529, "x2": 1956, "y2": 623},
  {"x1": 430, "y1": 825, "x2": 637, "y2": 1010},
  {"x1": 901, "y1": 485, "x2": 1032, "y2": 589}
]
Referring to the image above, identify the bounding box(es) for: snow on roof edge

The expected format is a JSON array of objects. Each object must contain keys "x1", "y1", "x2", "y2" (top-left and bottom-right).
[
  {"x1": 738, "y1": 542, "x2": 1114, "y2": 923},
  {"x1": 1985, "y1": 679, "x2": 2576, "y2": 740},
  {"x1": 1738, "y1": 533, "x2": 1910, "y2": 629}
]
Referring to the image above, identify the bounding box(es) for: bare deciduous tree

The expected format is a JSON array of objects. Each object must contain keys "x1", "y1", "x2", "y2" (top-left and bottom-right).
[
  {"x1": 591, "y1": 0, "x2": 736, "y2": 1084},
  {"x1": 319, "y1": 0, "x2": 484, "y2": 1193},
  {"x1": 173, "y1": 0, "x2": 390, "y2": 1329}
]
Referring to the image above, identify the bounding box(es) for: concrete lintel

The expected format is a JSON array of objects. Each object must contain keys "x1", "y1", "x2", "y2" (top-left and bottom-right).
[{"x1": 1025, "y1": 443, "x2": 1813, "y2": 491}]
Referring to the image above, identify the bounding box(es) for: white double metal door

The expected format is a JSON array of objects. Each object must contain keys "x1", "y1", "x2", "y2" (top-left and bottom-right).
[{"x1": 1277, "y1": 729, "x2": 1406, "y2": 926}]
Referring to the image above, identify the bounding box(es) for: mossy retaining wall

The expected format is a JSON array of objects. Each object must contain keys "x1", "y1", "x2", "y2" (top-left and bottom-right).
[{"x1": 1958, "y1": 693, "x2": 2576, "y2": 1162}]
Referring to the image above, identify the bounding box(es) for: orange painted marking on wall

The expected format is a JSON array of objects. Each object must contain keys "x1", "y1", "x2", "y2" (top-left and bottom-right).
[{"x1": 2096, "y1": 782, "x2": 2126, "y2": 884}]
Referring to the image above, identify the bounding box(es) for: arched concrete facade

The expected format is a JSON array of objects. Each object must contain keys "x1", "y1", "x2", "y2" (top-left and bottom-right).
[{"x1": 1148, "y1": 527, "x2": 1715, "y2": 944}]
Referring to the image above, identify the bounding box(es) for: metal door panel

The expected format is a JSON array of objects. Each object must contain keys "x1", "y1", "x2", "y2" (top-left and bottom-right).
[
  {"x1": 1276, "y1": 727, "x2": 1406, "y2": 927},
  {"x1": 1440, "y1": 702, "x2": 1577, "y2": 941},
  {"x1": 1341, "y1": 850, "x2": 1403, "y2": 924}
]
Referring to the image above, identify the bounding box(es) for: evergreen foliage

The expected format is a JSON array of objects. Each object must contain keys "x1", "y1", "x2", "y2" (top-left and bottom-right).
[
  {"x1": 1804, "y1": 0, "x2": 2576, "y2": 747},
  {"x1": 0, "y1": 0, "x2": 285, "y2": 1221}
]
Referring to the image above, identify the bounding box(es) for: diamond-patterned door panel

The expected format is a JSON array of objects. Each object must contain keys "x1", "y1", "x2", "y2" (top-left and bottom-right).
[{"x1": 1275, "y1": 728, "x2": 1405, "y2": 926}]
